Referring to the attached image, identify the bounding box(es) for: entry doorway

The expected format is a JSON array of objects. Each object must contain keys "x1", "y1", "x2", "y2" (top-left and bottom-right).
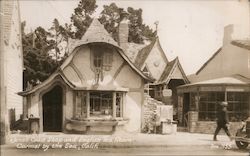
[
  {"x1": 168, "y1": 79, "x2": 185, "y2": 120},
  {"x1": 42, "y1": 85, "x2": 63, "y2": 132},
  {"x1": 182, "y1": 93, "x2": 190, "y2": 127}
]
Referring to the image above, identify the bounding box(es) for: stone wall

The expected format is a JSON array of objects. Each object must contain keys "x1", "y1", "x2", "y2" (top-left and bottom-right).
[
  {"x1": 142, "y1": 94, "x2": 165, "y2": 133},
  {"x1": 192, "y1": 121, "x2": 243, "y2": 135},
  {"x1": 188, "y1": 111, "x2": 243, "y2": 135}
]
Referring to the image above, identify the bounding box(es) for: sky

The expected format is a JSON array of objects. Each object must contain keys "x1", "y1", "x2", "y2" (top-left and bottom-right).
[{"x1": 19, "y1": 0, "x2": 250, "y2": 75}]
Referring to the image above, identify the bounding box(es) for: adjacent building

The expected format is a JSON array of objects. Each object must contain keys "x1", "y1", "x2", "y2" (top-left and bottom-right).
[
  {"x1": 124, "y1": 35, "x2": 189, "y2": 120},
  {"x1": 177, "y1": 25, "x2": 250, "y2": 133},
  {"x1": 19, "y1": 14, "x2": 189, "y2": 133},
  {"x1": 19, "y1": 19, "x2": 154, "y2": 133},
  {"x1": 0, "y1": 0, "x2": 23, "y2": 143}
]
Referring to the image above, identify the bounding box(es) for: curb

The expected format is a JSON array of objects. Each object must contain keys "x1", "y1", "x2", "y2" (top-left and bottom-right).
[{"x1": 0, "y1": 142, "x2": 216, "y2": 149}]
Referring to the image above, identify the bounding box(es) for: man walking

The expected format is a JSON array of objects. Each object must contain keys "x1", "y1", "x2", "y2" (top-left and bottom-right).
[{"x1": 213, "y1": 101, "x2": 232, "y2": 141}]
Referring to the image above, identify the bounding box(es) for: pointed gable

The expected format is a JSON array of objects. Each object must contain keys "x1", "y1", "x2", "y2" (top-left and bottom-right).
[
  {"x1": 72, "y1": 18, "x2": 119, "y2": 52},
  {"x1": 134, "y1": 38, "x2": 157, "y2": 69},
  {"x1": 134, "y1": 37, "x2": 168, "y2": 70},
  {"x1": 158, "y1": 57, "x2": 189, "y2": 84}
]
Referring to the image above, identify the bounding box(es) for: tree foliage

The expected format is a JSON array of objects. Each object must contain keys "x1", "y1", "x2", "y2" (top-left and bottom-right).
[
  {"x1": 22, "y1": 0, "x2": 156, "y2": 89},
  {"x1": 70, "y1": 0, "x2": 97, "y2": 39},
  {"x1": 22, "y1": 22, "x2": 62, "y2": 88}
]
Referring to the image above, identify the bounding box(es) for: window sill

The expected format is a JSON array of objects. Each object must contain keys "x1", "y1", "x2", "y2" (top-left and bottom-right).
[{"x1": 70, "y1": 117, "x2": 129, "y2": 122}]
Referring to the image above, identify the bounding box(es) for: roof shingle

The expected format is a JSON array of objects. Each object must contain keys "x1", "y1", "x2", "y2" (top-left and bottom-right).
[{"x1": 134, "y1": 38, "x2": 157, "y2": 69}]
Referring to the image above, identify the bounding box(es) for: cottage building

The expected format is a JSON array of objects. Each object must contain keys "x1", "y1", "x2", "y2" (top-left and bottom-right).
[
  {"x1": 127, "y1": 37, "x2": 189, "y2": 120},
  {"x1": 0, "y1": 0, "x2": 23, "y2": 143},
  {"x1": 177, "y1": 25, "x2": 250, "y2": 133},
  {"x1": 19, "y1": 19, "x2": 154, "y2": 133}
]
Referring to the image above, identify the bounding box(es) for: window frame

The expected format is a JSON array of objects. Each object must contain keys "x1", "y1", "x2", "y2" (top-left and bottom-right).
[
  {"x1": 74, "y1": 91, "x2": 125, "y2": 120},
  {"x1": 227, "y1": 92, "x2": 249, "y2": 122},
  {"x1": 198, "y1": 92, "x2": 225, "y2": 121}
]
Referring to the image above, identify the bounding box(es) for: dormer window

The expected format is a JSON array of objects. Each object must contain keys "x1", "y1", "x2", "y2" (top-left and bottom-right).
[
  {"x1": 91, "y1": 45, "x2": 113, "y2": 71},
  {"x1": 103, "y1": 51, "x2": 113, "y2": 71},
  {"x1": 93, "y1": 50, "x2": 103, "y2": 68}
]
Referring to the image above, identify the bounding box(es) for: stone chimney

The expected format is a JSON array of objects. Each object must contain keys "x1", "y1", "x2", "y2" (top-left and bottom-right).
[
  {"x1": 223, "y1": 24, "x2": 234, "y2": 45},
  {"x1": 118, "y1": 11, "x2": 129, "y2": 50}
]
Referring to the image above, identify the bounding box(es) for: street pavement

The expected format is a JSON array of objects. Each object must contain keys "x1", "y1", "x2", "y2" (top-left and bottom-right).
[
  {"x1": 1, "y1": 146, "x2": 249, "y2": 156},
  {"x1": 1, "y1": 132, "x2": 249, "y2": 155}
]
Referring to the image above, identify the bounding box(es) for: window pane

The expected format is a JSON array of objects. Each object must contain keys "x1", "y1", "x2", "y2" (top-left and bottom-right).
[
  {"x1": 90, "y1": 92, "x2": 113, "y2": 117},
  {"x1": 207, "y1": 102, "x2": 216, "y2": 111},
  {"x1": 198, "y1": 92, "x2": 225, "y2": 121},
  {"x1": 116, "y1": 93, "x2": 123, "y2": 117},
  {"x1": 199, "y1": 102, "x2": 206, "y2": 111},
  {"x1": 227, "y1": 92, "x2": 250, "y2": 121},
  {"x1": 75, "y1": 91, "x2": 87, "y2": 119}
]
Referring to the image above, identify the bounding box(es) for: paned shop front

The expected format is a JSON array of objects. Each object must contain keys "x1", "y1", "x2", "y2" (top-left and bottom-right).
[{"x1": 177, "y1": 78, "x2": 250, "y2": 134}]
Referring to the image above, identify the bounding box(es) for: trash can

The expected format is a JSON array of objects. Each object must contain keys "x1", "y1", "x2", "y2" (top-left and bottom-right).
[{"x1": 28, "y1": 118, "x2": 39, "y2": 134}]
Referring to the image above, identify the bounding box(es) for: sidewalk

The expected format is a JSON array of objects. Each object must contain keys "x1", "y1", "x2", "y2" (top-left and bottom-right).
[{"x1": 0, "y1": 132, "x2": 233, "y2": 149}]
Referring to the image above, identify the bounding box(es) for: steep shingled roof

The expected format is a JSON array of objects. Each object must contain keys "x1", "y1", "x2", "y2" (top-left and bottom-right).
[
  {"x1": 125, "y1": 42, "x2": 148, "y2": 62},
  {"x1": 158, "y1": 58, "x2": 177, "y2": 82},
  {"x1": 19, "y1": 18, "x2": 154, "y2": 95},
  {"x1": 157, "y1": 57, "x2": 189, "y2": 84},
  {"x1": 72, "y1": 18, "x2": 119, "y2": 51},
  {"x1": 134, "y1": 38, "x2": 157, "y2": 69},
  {"x1": 66, "y1": 18, "x2": 153, "y2": 82}
]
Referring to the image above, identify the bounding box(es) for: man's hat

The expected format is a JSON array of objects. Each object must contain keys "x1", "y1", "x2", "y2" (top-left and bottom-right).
[{"x1": 220, "y1": 101, "x2": 228, "y2": 107}]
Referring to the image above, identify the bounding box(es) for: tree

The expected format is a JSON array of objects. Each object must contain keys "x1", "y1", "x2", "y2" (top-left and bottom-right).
[
  {"x1": 98, "y1": 3, "x2": 156, "y2": 44},
  {"x1": 22, "y1": 0, "x2": 156, "y2": 88},
  {"x1": 70, "y1": 0, "x2": 97, "y2": 39},
  {"x1": 70, "y1": 1, "x2": 156, "y2": 43},
  {"x1": 49, "y1": 19, "x2": 73, "y2": 62},
  {"x1": 98, "y1": 3, "x2": 123, "y2": 42},
  {"x1": 22, "y1": 22, "x2": 60, "y2": 89}
]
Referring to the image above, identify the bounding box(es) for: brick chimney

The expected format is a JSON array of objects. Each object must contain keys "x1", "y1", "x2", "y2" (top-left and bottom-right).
[
  {"x1": 118, "y1": 12, "x2": 129, "y2": 50},
  {"x1": 223, "y1": 24, "x2": 234, "y2": 45}
]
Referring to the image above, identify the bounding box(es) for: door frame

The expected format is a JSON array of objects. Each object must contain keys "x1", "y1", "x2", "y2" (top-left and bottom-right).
[{"x1": 39, "y1": 81, "x2": 66, "y2": 133}]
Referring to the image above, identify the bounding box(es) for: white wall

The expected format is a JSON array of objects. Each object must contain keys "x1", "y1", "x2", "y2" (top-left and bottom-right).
[
  {"x1": 5, "y1": 0, "x2": 23, "y2": 120},
  {"x1": 63, "y1": 45, "x2": 144, "y2": 132},
  {"x1": 194, "y1": 43, "x2": 250, "y2": 82}
]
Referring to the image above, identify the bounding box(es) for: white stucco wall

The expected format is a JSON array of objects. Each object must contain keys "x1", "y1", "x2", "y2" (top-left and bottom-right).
[
  {"x1": 63, "y1": 44, "x2": 144, "y2": 132},
  {"x1": 123, "y1": 92, "x2": 142, "y2": 132},
  {"x1": 114, "y1": 64, "x2": 142, "y2": 89},
  {"x1": 27, "y1": 44, "x2": 145, "y2": 132},
  {"x1": 29, "y1": 93, "x2": 39, "y2": 117},
  {"x1": 65, "y1": 87, "x2": 73, "y2": 119},
  {"x1": 63, "y1": 45, "x2": 143, "y2": 89},
  {"x1": 194, "y1": 43, "x2": 250, "y2": 82}
]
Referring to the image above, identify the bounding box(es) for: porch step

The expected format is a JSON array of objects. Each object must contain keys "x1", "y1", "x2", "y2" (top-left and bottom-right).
[{"x1": 177, "y1": 127, "x2": 188, "y2": 132}]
